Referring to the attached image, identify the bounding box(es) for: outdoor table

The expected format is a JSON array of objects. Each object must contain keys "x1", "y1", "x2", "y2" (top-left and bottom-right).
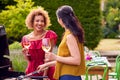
[{"x1": 86, "y1": 57, "x2": 112, "y2": 80}]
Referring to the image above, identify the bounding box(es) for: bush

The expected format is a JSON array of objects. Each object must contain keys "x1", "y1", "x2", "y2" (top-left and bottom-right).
[
  {"x1": 33, "y1": 0, "x2": 102, "y2": 49},
  {"x1": 1, "y1": 0, "x2": 102, "y2": 49},
  {"x1": 9, "y1": 41, "x2": 22, "y2": 50},
  {"x1": 0, "y1": 0, "x2": 34, "y2": 43}
]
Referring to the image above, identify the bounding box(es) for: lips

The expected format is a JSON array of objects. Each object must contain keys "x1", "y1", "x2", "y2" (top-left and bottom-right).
[{"x1": 36, "y1": 25, "x2": 42, "y2": 29}]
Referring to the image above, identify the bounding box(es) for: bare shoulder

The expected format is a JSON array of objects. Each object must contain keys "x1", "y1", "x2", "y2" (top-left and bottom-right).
[
  {"x1": 67, "y1": 34, "x2": 75, "y2": 39},
  {"x1": 66, "y1": 34, "x2": 76, "y2": 42}
]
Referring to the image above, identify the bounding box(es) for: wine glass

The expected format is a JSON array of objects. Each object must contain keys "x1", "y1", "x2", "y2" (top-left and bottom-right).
[
  {"x1": 42, "y1": 38, "x2": 51, "y2": 52},
  {"x1": 23, "y1": 38, "x2": 31, "y2": 49},
  {"x1": 22, "y1": 38, "x2": 31, "y2": 56}
]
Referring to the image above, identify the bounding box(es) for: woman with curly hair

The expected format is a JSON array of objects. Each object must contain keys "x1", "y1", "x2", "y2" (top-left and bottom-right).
[{"x1": 21, "y1": 7, "x2": 57, "y2": 80}]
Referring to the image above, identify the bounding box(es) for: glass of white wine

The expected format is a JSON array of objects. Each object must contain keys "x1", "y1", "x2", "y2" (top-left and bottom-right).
[
  {"x1": 42, "y1": 38, "x2": 51, "y2": 52},
  {"x1": 22, "y1": 38, "x2": 31, "y2": 56},
  {"x1": 23, "y1": 38, "x2": 31, "y2": 49}
]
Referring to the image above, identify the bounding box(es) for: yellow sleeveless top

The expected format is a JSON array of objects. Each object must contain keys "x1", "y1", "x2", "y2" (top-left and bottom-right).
[{"x1": 54, "y1": 30, "x2": 86, "y2": 79}]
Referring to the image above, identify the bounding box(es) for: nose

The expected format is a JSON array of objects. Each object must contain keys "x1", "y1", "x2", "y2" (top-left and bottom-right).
[{"x1": 38, "y1": 21, "x2": 42, "y2": 24}]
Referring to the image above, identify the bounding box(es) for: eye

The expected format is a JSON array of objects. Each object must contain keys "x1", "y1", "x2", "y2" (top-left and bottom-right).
[
  {"x1": 41, "y1": 20, "x2": 45, "y2": 23},
  {"x1": 36, "y1": 20, "x2": 39, "y2": 22}
]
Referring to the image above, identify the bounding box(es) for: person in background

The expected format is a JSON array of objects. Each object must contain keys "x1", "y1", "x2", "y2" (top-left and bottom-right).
[
  {"x1": 37, "y1": 5, "x2": 86, "y2": 80},
  {"x1": 21, "y1": 7, "x2": 57, "y2": 80}
]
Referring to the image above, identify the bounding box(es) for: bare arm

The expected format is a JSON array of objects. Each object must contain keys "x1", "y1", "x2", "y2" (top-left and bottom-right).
[
  {"x1": 55, "y1": 34, "x2": 81, "y2": 65},
  {"x1": 45, "y1": 34, "x2": 81, "y2": 65}
]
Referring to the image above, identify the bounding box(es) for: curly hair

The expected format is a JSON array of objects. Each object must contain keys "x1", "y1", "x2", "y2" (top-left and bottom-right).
[{"x1": 25, "y1": 7, "x2": 51, "y2": 29}]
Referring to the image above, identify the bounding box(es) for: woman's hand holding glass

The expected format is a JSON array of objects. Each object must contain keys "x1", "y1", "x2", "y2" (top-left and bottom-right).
[
  {"x1": 44, "y1": 52, "x2": 57, "y2": 62},
  {"x1": 42, "y1": 38, "x2": 57, "y2": 61},
  {"x1": 22, "y1": 38, "x2": 31, "y2": 56},
  {"x1": 42, "y1": 38, "x2": 51, "y2": 52},
  {"x1": 42, "y1": 38, "x2": 52, "y2": 62}
]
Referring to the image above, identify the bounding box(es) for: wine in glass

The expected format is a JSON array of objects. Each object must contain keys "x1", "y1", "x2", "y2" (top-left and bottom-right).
[
  {"x1": 22, "y1": 38, "x2": 31, "y2": 56},
  {"x1": 23, "y1": 38, "x2": 31, "y2": 49},
  {"x1": 42, "y1": 38, "x2": 51, "y2": 52}
]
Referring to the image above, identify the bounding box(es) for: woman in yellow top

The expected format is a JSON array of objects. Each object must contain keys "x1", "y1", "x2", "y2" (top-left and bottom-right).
[{"x1": 37, "y1": 5, "x2": 86, "y2": 80}]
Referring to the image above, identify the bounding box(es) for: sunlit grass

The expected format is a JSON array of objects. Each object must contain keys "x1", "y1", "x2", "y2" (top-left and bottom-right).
[
  {"x1": 9, "y1": 42, "x2": 27, "y2": 72},
  {"x1": 10, "y1": 49, "x2": 27, "y2": 72},
  {"x1": 95, "y1": 39, "x2": 120, "y2": 51}
]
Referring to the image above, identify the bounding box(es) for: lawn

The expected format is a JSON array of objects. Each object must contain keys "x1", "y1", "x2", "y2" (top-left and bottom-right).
[
  {"x1": 10, "y1": 49, "x2": 27, "y2": 72},
  {"x1": 95, "y1": 39, "x2": 120, "y2": 51}
]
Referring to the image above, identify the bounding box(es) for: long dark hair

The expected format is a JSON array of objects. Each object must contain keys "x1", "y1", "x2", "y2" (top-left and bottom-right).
[{"x1": 56, "y1": 5, "x2": 84, "y2": 43}]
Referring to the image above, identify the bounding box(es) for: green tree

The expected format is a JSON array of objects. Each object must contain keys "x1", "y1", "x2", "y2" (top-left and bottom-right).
[
  {"x1": 33, "y1": 0, "x2": 102, "y2": 49},
  {"x1": 0, "y1": 0, "x2": 15, "y2": 11},
  {"x1": 0, "y1": 0, "x2": 35, "y2": 43},
  {"x1": 103, "y1": 0, "x2": 120, "y2": 38},
  {"x1": 0, "y1": 0, "x2": 102, "y2": 49}
]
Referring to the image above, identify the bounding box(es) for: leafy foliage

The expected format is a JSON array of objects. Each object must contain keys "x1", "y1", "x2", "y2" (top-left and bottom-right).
[
  {"x1": 32, "y1": 0, "x2": 102, "y2": 49},
  {"x1": 0, "y1": 0, "x2": 34, "y2": 43},
  {"x1": 0, "y1": 0, "x2": 15, "y2": 11},
  {"x1": 9, "y1": 41, "x2": 22, "y2": 50},
  {"x1": 103, "y1": 0, "x2": 120, "y2": 38},
  {"x1": 0, "y1": 0, "x2": 102, "y2": 49}
]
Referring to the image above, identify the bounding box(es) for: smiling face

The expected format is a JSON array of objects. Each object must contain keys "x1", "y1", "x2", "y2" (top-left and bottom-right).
[{"x1": 33, "y1": 15, "x2": 45, "y2": 32}]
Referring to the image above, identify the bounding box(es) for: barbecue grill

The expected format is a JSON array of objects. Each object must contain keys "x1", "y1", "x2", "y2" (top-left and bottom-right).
[{"x1": 0, "y1": 25, "x2": 25, "y2": 79}]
